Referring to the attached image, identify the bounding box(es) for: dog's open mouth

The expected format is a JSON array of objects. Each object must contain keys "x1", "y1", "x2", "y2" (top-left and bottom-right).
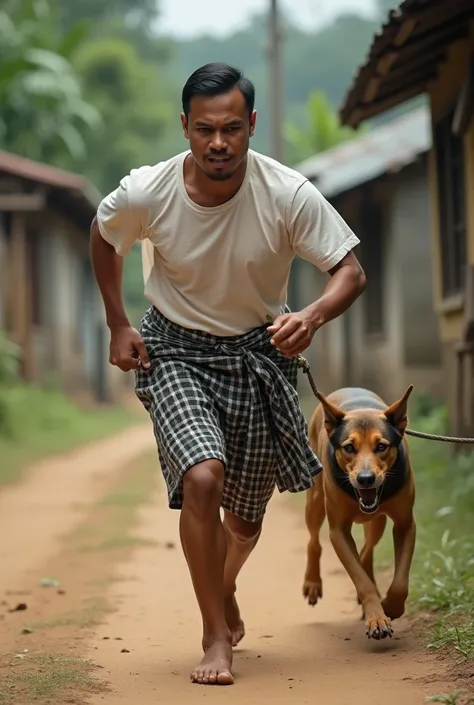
[{"x1": 356, "y1": 488, "x2": 381, "y2": 514}]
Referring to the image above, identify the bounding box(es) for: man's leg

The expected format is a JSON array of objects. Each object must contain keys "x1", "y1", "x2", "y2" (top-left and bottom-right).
[
  {"x1": 223, "y1": 511, "x2": 262, "y2": 646},
  {"x1": 179, "y1": 459, "x2": 233, "y2": 686}
]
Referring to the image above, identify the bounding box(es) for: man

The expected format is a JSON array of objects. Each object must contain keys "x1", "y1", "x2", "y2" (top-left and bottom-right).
[{"x1": 90, "y1": 62, "x2": 366, "y2": 686}]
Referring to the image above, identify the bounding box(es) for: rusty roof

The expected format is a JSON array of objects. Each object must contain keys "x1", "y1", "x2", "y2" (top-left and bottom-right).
[
  {"x1": 0, "y1": 150, "x2": 101, "y2": 210},
  {"x1": 339, "y1": 0, "x2": 474, "y2": 127},
  {"x1": 293, "y1": 105, "x2": 429, "y2": 198}
]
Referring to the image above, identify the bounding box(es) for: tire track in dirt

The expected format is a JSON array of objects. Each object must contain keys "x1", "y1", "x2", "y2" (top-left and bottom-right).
[{"x1": 87, "y1": 487, "x2": 454, "y2": 705}]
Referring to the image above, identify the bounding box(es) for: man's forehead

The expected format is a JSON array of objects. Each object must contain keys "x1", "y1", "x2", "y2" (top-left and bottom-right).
[{"x1": 188, "y1": 90, "x2": 248, "y2": 121}]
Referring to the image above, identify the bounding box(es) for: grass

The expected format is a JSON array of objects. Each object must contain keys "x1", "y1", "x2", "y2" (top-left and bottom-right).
[
  {"x1": 0, "y1": 383, "x2": 142, "y2": 485},
  {"x1": 28, "y1": 597, "x2": 112, "y2": 631},
  {"x1": 426, "y1": 691, "x2": 474, "y2": 705},
  {"x1": 69, "y1": 450, "x2": 158, "y2": 554},
  {"x1": 0, "y1": 655, "x2": 107, "y2": 704}
]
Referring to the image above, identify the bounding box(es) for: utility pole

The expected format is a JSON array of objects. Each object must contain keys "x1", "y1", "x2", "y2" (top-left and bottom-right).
[{"x1": 268, "y1": 0, "x2": 284, "y2": 162}]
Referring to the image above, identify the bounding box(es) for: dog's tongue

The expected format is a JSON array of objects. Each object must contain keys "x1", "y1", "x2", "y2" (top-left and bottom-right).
[{"x1": 359, "y1": 488, "x2": 377, "y2": 504}]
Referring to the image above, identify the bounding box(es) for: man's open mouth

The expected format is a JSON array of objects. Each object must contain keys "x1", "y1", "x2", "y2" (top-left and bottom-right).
[{"x1": 356, "y1": 488, "x2": 381, "y2": 514}]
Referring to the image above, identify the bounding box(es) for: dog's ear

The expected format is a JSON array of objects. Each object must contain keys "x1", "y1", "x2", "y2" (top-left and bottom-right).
[
  {"x1": 384, "y1": 385, "x2": 414, "y2": 434},
  {"x1": 316, "y1": 391, "x2": 345, "y2": 434}
]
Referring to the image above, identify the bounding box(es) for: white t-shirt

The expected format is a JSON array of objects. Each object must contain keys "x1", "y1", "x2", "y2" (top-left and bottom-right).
[{"x1": 96, "y1": 149, "x2": 360, "y2": 336}]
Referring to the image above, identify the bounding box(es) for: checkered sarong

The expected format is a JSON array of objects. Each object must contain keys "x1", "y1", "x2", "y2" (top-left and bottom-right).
[{"x1": 135, "y1": 307, "x2": 322, "y2": 522}]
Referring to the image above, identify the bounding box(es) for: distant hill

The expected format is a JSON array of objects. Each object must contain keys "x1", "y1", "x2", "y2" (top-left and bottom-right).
[{"x1": 166, "y1": 12, "x2": 380, "y2": 155}]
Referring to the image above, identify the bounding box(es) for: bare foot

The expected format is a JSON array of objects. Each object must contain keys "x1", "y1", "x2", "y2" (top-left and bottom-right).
[
  {"x1": 225, "y1": 594, "x2": 245, "y2": 646},
  {"x1": 191, "y1": 639, "x2": 234, "y2": 685}
]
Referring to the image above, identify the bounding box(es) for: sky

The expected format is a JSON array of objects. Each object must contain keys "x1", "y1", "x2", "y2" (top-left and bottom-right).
[{"x1": 158, "y1": 0, "x2": 377, "y2": 38}]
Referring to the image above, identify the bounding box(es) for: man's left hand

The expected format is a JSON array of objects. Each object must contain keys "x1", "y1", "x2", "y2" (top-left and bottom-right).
[{"x1": 267, "y1": 309, "x2": 318, "y2": 357}]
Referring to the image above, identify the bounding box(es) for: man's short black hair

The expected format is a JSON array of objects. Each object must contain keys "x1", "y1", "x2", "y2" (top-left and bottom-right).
[{"x1": 182, "y1": 63, "x2": 255, "y2": 117}]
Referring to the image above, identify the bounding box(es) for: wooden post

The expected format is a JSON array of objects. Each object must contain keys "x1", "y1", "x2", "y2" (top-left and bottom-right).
[{"x1": 10, "y1": 212, "x2": 34, "y2": 381}]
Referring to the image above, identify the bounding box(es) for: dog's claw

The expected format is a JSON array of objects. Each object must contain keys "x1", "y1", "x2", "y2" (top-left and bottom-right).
[
  {"x1": 303, "y1": 581, "x2": 323, "y2": 606},
  {"x1": 365, "y1": 617, "x2": 393, "y2": 640}
]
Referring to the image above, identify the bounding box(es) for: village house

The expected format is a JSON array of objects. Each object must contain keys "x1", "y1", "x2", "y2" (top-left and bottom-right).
[
  {"x1": 0, "y1": 151, "x2": 127, "y2": 403},
  {"x1": 338, "y1": 0, "x2": 474, "y2": 434},
  {"x1": 291, "y1": 105, "x2": 442, "y2": 406}
]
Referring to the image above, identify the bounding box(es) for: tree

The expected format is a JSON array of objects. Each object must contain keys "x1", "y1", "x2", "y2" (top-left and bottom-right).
[
  {"x1": 284, "y1": 90, "x2": 362, "y2": 165},
  {"x1": 72, "y1": 36, "x2": 179, "y2": 193},
  {"x1": 0, "y1": 0, "x2": 101, "y2": 164},
  {"x1": 54, "y1": 0, "x2": 160, "y2": 34}
]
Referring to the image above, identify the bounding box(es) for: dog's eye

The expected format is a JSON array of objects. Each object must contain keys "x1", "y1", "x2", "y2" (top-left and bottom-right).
[
  {"x1": 375, "y1": 443, "x2": 389, "y2": 453},
  {"x1": 343, "y1": 443, "x2": 356, "y2": 454}
]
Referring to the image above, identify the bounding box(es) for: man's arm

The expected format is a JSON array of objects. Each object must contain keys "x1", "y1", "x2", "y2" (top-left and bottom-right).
[
  {"x1": 90, "y1": 215, "x2": 130, "y2": 330},
  {"x1": 305, "y1": 249, "x2": 366, "y2": 331},
  {"x1": 90, "y1": 176, "x2": 151, "y2": 371},
  {"x1": 268, "y1": 180, "x2": 366, "y2": 357}
]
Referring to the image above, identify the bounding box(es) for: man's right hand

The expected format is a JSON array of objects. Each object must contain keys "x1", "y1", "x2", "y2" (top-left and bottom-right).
[{"x1": 109, "y1": 325, "x2": 151, "y2": 372}]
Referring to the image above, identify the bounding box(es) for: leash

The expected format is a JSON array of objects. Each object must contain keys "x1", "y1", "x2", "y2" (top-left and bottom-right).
[{"x1": 295, "y1": 354, "x2": 474, "y2": 445}]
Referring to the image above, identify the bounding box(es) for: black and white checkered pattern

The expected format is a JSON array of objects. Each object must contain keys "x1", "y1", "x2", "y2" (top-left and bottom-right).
[{"x1": 135, "y1": 307, "x2": 322, "y2": 523}]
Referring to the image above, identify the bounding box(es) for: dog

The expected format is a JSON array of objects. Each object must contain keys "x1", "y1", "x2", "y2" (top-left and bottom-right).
[{"x1": 302, "y1": 385, "x2": 416, "y2": 640}]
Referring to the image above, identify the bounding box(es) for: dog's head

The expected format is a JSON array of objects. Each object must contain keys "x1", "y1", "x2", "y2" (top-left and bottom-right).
[{"x1": 317, "y1": 386, "x2": 413, "y2": 515}]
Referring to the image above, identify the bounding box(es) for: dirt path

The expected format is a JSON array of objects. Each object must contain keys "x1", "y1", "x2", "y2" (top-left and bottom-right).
[
  {"x1": 0, "y1": 424, "x2": 155, "y2": 597},
  {"x1": 0, "y1": 425, "x2": 457, "y2": 704},
  {"x1": 87, "y1": 489, "x2": 452, "y2": 704}
]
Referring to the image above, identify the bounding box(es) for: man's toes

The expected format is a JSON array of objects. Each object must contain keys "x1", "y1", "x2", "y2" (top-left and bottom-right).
[{"x1": 216, "y1": 670, "x2": 234, "y2": 685}]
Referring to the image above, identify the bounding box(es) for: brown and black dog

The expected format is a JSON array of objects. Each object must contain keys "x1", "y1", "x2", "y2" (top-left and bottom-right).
[{"x1": 302, "y1": 385, "x2": 416, "y2": 640}]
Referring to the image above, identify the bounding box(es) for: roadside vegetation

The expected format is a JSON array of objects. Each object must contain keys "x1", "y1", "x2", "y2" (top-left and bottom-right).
[{"x1": 0, "y1": 332, "x2": 140, "y2": 484}]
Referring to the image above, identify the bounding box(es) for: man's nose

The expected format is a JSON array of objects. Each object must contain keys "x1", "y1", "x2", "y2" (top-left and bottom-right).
[{"x1": 210, "y1": 132, "x2": 227, "y2": 151}]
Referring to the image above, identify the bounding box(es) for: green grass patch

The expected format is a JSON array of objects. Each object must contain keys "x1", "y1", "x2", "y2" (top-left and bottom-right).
[
  {"x1": 0, "y1": 654, "x2": 107, "y2": 704},
  {"x1": 28, "y1": 597, "x2": 112, "y2": 631},
  {"x1": 69, "y1": 450, "x2": 158, "y2": 554},
  {"x1": 426, "y1": 691, "x2": 474, "y2": 705},
  {"x1": 0, "y1": 329, "x2": 143, "y2": 485}
]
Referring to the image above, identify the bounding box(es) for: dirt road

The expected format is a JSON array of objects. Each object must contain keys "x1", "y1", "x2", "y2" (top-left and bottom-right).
[{"x1": 0, "y1": 427, "x2": 457, "y2": 704}]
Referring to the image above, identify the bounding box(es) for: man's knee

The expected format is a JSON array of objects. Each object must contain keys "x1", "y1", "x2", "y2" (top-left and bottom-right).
[
  {"x1": 183, "y1": 460, "x2": 224, "y2": 516},
  {"x1": 224, "y1": 511, "x2": 262, "y2": 543}
]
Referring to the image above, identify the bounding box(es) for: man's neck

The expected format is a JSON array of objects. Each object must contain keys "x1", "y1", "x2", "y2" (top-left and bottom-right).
[{"x1": 184, "y1": 153, "x2": 249, "y2": 207}]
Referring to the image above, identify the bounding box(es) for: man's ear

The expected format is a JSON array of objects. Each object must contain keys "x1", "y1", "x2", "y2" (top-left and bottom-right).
[
  {"x1": 180, "y1": 112, "x2": 189, "y2": 139},
  {"x1": 384, "y1": 385, "x2": 414, "y2": 435},
  {"x1": 316, "y1": 391, "x2": 345, "y2": 435}
]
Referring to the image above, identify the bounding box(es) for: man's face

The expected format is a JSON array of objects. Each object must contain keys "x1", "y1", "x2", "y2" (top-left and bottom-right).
[{"x1": 181, "y1": 88, "x2": 256, "y2": 182}]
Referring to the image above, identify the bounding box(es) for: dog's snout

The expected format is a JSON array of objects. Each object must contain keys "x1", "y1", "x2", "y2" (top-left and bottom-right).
[{"x1": 356, "y1": 470, "x2": 376, "y2": 488}]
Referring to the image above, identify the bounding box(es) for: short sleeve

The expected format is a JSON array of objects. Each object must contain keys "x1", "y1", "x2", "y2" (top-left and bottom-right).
[
  {"x1": 288, "y1": 180, "x2": 360, "y2": 272},
  {"x1": 96, "y1": 173, "x2": 148, "y2": 256}
]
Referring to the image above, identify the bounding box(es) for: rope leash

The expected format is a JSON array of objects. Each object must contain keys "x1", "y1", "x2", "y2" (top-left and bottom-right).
[{"x1": 295, "y1": 354, "x2": 474, "y2": 445}]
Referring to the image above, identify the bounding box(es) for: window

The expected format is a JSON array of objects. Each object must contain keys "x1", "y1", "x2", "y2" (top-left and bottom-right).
[
  {"x1": 434, "y1": 109, "x2": 467, "y2": 298},
  {"x1": 360, "y1": 197, "x2": 385, "y2": 336}
]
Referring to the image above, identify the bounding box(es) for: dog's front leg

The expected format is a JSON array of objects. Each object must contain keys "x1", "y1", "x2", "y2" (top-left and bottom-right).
[
  {"x1": 328, "y1": 518, "x2": 393, "y2": 640},
  {"x1": 382, "y1": 518, "x2": 416, "y2": 620}
]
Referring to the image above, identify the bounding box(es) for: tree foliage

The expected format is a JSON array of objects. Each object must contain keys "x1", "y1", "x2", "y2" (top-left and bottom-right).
[
  {"x1": 0, "y1": 0, "x2": 101, "y2": 164},
  {"x1": 72, "y1": 36, "x2": 178, "y2": 192},
  {"x1": 285, "y1": 90, "x2": 362, "y2": 164}
]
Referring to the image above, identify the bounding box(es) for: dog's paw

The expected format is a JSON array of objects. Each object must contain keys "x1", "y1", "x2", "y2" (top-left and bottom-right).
[
  {"x1": 303, "y1": 580, "x2": 323, "y2": 606},
  {"x1": 365, "y1": 613, "x2": 393, "y2": 640},
  {"x1": 381, "y1": 596, "x2": 406, "y2": 621}
]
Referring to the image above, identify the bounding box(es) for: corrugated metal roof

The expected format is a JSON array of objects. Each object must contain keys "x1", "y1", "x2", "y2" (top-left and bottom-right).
[
  {"x1": 0, "y1": 150, "x2": 102, "y2": 209},
  {"x1": 293, "y1": 105, "x2": 430, "y2": 198}
]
